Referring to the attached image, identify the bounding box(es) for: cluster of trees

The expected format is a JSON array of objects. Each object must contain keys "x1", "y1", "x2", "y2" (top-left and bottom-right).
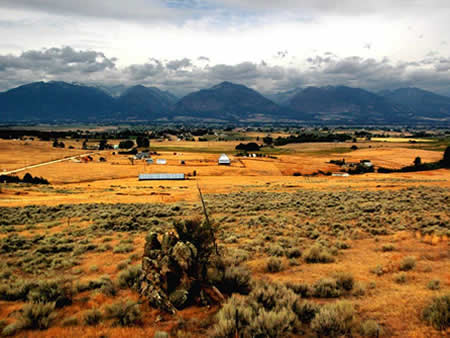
[
  {"x1": 235, "y1": 142, "x2": 261, "y2": 151},
  {"x1": 0, "y1": 173, "x2": 49, "y2": 185},
  {"x1": 273, "y1": 133, "x2": 353, "y2": 146},
  {"x1": 52, "y1": 139, "x2": 65, "y2": 148}
]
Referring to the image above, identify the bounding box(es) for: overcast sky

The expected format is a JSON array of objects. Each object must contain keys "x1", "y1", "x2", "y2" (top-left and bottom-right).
[{"x1": 1, "y1": 0, "x2": 450, "y2": 96}]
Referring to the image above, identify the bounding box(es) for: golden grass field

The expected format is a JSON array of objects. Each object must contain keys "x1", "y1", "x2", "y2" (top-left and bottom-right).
[{"x1": 0, "y1": 136, "x2": 449, "y2": 337}]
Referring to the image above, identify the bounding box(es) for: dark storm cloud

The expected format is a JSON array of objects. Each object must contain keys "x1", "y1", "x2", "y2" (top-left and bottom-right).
[{"x1": 1, "y1": 47, "x2": 450, "y2": 97}]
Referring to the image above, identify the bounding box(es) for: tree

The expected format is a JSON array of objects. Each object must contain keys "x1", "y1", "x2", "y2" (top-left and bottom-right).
[
  {"x1": 23, "y1": 173, "x2": 33, "y2": 183},
  {"x1": 99, "y1": 139, "x2": 107, "y2": 150},
  {"x1": 136, "y1": 136, "x2": 150, "y2": 148},
  {"x1": 414, "y1": 156, "x2": 422, "y2": 166},
  {"x1": 235, "y1": 142, "x2": 260, "y2": 151},
  {"x1": 443, "y1": 146, "x2": 450, "y2": 168},
  {"x1": 263, "y1": 136, "x2": 273, "y2": 145},
  {"x1": 119, "y1": 140, "x2": 135, "y2": 149}
]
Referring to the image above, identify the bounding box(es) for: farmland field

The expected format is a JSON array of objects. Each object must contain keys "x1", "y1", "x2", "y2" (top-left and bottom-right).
[{"x1": 0, "y1": 132, "x2": 449, "y2": 337}]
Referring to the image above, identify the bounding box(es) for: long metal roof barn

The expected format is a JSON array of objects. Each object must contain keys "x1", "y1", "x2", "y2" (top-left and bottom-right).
[{"x1": 139, "y1": 173, "x2": 185, "y2": 181}]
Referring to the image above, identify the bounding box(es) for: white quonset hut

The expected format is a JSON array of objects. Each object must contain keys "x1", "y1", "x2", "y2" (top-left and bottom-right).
[
  {"x1": 218, "y1": 154, "x2": 231, "y2": 165},
  {"x1": 138, "y1": 173, "x2": 185, "y2": 181}
]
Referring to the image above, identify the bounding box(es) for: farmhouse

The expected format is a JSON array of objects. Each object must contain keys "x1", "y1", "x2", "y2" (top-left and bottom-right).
[
  {"x1": 218, "y1": 154, "x2": 231, "y2": 165},
  {"x1": 138, "y1": 173, "x2": 185, "y2": 181}
]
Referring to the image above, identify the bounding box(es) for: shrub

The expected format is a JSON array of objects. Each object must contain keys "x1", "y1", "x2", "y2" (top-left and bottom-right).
[
  {"x1": 394, "y1": 272, "x2": 407, "y2": 284},
  {"x1": 399, "y1": 256, "x2": 416, "y2": 271},
  {"x1": 370, "y1": 265, "x2": 384, "y2": 276},
  {"x1": 427, "y1": 279, "x2": 441, "y2": 291},
  {"x1": 292, "y1": 299, "x2": 320, "y2": 324},
  {"x1": 0, "y1": 279, "x2": 37, "y2": 301},
  {"x1": 313, "y1": 278, "x2": 342, "y2": 298},
  {"x1": 219, "y1": 265, "x2": 252, "y2": 295},
  {"x1": 352, "y1": 282, "x2": 367, "y2": 297},
  {"x1": 311, "y1": 301, "x2": 355, "y2": 337},
  {"x1": 285, "y1": 282, "x2": 313, "y2": 298},
  {"x1": 83, "y1": 309, "x2": 103, "y2": 326},
  {"x1": 285, "y1": 247, "x2": 301, "y2": 258},
  {"x1": 303, "y1": 245, "x2": 334, "y2": 263},
  {"x1": 334, "y1": 272, "x2": 354, "y2": 291},
  {"x1": 265, "y1": 244, "x2": 285, "y2": 257},
  {"x1": 113, "y1": 244, "x2": 134, "y2": 254},
  {"x1": 422, "y1": 294, "x2": 450, "y2": 330},
  {"x1": 117, "y1": 260, "x2": 130, "y2": 271},
  {"x1": 213, "y1": 283, "x2": 299, "y2": 338},
  {"x1": 381, "y1": 244, "x2": 395, "y2": 252},
  {"x1": 13, "y1": 303, "x2": 56, "y2": 332},
  {"x1": 61, "y1": 316, "x2": 79, "y2": 327},
  {"x1": 360, "y1": 319, "x2": 383, "y2": 337},
  {"x1": 117, "y1": 265, "x2": 142, "y2": 290},
  {"x1": 105, "y1": 300, "x2": 141, "y2": 327},
  {"x1": 28, "y1": 280, "x2": 73, "y2": 308},
  {"x1": 265, "y1": 257, "x2": 283, "y2": 273}
]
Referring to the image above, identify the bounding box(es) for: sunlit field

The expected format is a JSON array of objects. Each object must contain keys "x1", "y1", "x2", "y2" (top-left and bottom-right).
[{"x1": 0, "y1": 132, "x2": 449, "y2": 337}]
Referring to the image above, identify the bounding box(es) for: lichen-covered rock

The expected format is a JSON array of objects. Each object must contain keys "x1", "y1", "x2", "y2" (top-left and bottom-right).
[
  {"x1": 169, "y1": 289, "x2": 189, "y2": 309},
  {"x1": 139, "y1": 219, "x2": 225, "y2": 313},
  {"x1": 171, "y1": 241, "x2": 195, "y2": 271}
]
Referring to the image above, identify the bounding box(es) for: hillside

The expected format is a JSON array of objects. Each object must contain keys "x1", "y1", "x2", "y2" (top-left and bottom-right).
[
  {"x1": 287, "y1": 86, "x2": 410, "y2": 123},
  {"x1": 0, "y1": 81, "x2": 115, "y2": 121},
  {"x1": 171, "y1": 81, "x2": 289, "y2": 121},
  {"x1": 116, "y1": 85, "x2": 178, "y2": 119},
  {"x1": 379, "y1": 87, "x2": 450, "y2": 119}
]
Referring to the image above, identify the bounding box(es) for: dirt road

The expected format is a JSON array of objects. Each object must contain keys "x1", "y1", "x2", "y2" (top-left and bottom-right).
[{"x1": 1, "y1": 152, "x2": 99, "y2": 175}]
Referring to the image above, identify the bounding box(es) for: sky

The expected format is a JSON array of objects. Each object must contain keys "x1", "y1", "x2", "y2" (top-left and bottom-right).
[{"x1": 1, "y1": 0, "x2": 450, "y2": 96}]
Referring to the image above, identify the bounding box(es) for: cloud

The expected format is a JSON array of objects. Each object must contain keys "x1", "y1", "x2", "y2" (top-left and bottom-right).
[
  {"x1": 1, "y1": 0, "x2": 178, "y2": 22},
  {"x1": 166, "y1": 58, "x2": 192, "y2": 70},
  {"x1": 0, "y1": 47, "x2": 116, "y2": 75},
  {"x1": 1, "y1": 47, "x2": 450, "y2": 97}
]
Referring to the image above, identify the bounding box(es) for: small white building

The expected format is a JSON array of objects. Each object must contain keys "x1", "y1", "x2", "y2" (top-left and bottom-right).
[
  {"x1": 360, "y1": 160, "x2": 373, "y2": 168},
  {"x1": 218, "y1": 154, "x2": 231, "y2": 165},
  {"x1": 156, "y1": 159, "x2": 167, "y2": 165},
  {"x1": 332, "y1": 172, "x2": 350, "y2": 177}
]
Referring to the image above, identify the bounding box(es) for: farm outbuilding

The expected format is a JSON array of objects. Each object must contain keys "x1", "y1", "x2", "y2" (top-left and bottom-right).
[
  {"x1": 218, "y1": 154, "x2": 231, "y2": 165},
  {"x1": 146, "y1": 159, "x2": 154, "y2": 164},
  {"x1": 332, "y1": 172, "x2": 350, "y2": 177},
  {"x1": 156, "y1": 159, "x2": 167, "y2": 165},
  {"x1": 138, "y1": 173, "x2": 185, "y2": 181},
  {"x1": 136, "y1": 152, "x2": 150, "y2": 159}
]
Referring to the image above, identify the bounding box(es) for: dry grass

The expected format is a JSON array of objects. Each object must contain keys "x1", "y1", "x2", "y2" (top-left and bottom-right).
[{"x1": 0, "y1": 137, "x2": 449, "y2": 337}]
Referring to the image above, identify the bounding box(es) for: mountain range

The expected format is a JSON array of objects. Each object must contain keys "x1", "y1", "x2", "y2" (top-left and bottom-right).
[{"x1": 1, "y1": 81, "x2": 450, "y2": 124}]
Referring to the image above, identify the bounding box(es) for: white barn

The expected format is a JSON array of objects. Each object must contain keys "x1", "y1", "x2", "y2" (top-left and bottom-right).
[{"x1": 218, "y1": 154, "x2": 231, "y2": 165}]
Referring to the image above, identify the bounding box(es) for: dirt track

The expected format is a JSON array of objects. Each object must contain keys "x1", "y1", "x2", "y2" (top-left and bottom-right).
[{"x1": 1, "y1": 152, "x2": 98, "y2": 175}]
